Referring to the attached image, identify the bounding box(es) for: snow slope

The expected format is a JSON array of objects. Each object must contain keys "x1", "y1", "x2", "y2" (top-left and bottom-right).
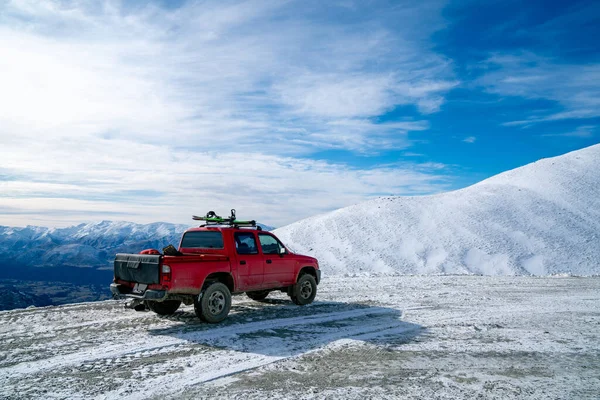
[{"x1": 275, "y1": 144, "x2": 600, "y2": 276}]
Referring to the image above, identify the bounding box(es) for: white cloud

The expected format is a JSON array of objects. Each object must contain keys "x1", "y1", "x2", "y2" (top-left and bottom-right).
[
  {"x1": 0, "y1": 0, "x2": 456, "y2": 147},
  {"x1": 0, "y1": 136, "x2": 452, "y2": 227},
  {"x1": 0, "y1": 0, "x2": 456, "y2": 227},
  {"x1": 462, "y1": 136, "x2": 476, "y2": 143},
  {"x1": 478, "y1": 52, "x2": 600, "y2": 125},
  {"x1": 540, "y1": 125, "x2": 595, "y2": 138}
]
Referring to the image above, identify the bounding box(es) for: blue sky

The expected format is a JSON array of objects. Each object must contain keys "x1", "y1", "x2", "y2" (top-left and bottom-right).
[{"x1": 0, "y1": 0, "x2": 598, "y2": 228}]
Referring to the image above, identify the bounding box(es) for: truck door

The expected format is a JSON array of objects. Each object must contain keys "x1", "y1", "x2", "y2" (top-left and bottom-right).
[
  {"x1": 258, "y1": 233, "x2": 296, "y2": 287},
  {"x1": 233, "y1": 232, "x2": 264, "y2": 290}
]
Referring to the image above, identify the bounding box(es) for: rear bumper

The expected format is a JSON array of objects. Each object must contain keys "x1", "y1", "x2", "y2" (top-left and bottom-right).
[{"x1": 110, "y1": 283, "x2": 167, "y2": 301}]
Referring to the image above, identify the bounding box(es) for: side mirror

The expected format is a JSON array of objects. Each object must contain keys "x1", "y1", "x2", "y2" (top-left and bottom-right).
[{"x1": 279, "y1": 247, "x2": 287, "y2": 256}]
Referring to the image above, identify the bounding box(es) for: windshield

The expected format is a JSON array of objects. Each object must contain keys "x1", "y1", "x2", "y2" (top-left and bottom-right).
[{"x1": 180, "y1": 231, "x2": 224, "y2": 249}]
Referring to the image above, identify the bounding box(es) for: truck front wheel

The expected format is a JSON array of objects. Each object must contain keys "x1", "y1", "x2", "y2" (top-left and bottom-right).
[
  {"x1": 290, "y1": 274, "x2": 317, "y2": 305},
  {"x1": 195, "y1": 282, "x2": 232, "y2": 323},
  {"x1": 147, "y1": 300, "x2": 181, "y2": 315}
]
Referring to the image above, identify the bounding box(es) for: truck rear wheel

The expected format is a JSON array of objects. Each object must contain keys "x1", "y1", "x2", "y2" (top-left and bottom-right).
[
  {"x1": 147, "y1": 300, "x2": 181, "y2": 315},
  {"x1": 195, "y1": 282, "x2": 231, "y2": 323},
  {"x1": 246, "y1": 290, "x2": 270, "y2": 301},
  {"x1": 290, "y1": 274, "x2": 317, "y2": 305}
]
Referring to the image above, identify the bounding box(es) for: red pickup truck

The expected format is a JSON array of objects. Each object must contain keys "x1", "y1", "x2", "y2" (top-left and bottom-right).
[{"x1": 110, "y1": 224, "x2": 320, "y2": 323}]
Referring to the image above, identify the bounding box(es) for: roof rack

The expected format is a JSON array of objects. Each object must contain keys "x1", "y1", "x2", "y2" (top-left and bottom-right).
[{"x1": 192, "y1": 209, "x2": 262, "y2": 230}]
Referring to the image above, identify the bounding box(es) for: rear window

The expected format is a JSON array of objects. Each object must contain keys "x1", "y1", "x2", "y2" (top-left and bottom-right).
[{"x1": 180, "y1": 231, "x2": 224, "y2": 249}]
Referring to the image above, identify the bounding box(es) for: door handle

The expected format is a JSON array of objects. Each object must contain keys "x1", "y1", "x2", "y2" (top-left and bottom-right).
[
  {"x1": 240, "y1": 260, "x2": 246, "y2": 265},
  {"x1": 266, "y1": 259, "x2": 272, "y2": 264}
]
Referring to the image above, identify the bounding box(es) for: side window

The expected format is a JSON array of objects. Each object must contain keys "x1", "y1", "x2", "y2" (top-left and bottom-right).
[
  {"x1": 258, "y1": 234, "x2": 281, "y2": 255},
  {"x1": 234, "y1": 232, "x2": 258, "y2": 255}
]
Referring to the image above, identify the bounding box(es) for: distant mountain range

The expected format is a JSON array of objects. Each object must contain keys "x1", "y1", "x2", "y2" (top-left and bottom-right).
[
  {"x1": 275, "y1": 144, "x2": 600, "y2": 276},
  {"x1": 0, "y1": 221, "x2": 189, "y2": 269},
  {"x1": 0, "y1": 220, "x2": 275, "y2": 270},
  {"x1": 0, "y1": 220, "x2": 274, "y2": 310}
]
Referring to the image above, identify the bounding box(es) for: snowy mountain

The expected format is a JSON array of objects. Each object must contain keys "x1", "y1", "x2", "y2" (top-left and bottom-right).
[
  {"x1": 275, "y1": 144, "x2": 600, "y2": 276},
  {"x1": 0, "y1": 221, "x2": 190, "y2": 269},
  {"x1": 0, "y1": 220, "x2": 275, "y2": 270}
]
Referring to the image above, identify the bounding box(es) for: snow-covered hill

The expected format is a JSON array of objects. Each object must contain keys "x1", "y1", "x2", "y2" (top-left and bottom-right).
[{"x1": 275, "y1": 144, "x2": 600, "y2": 276}]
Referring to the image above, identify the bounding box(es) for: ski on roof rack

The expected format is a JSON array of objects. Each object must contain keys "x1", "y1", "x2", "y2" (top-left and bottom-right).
[{"x1": 192, "y1": 209, "x2": 259, "y2": 229}]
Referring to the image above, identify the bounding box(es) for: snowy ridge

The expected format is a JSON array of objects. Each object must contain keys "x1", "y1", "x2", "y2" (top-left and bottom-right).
[{"x1": 275, "y1": 144, "x2": 600, "y2": 276}]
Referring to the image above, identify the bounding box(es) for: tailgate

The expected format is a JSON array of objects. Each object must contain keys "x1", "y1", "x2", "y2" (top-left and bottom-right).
[{"x1": 114, "y1": 253, "x2": 161, "y2": 284}]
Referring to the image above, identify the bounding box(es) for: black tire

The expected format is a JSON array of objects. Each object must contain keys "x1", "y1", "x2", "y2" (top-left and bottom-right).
[
  {"x1": 146, "y1": 300, "x2": 181, "y2": 315},
  {"x1": 194, "y1": 282, "x2": 231, "y2": 323},
  {"x1": 246, "y1": 290, "x2": 270, "y2": 301},
  {"x1": 290, "y1": 274, "x2": 317, "y2": 305}
]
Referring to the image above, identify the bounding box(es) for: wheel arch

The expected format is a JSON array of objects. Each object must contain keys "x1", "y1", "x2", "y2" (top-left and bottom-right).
[
  {"x1": 297, "y1": 266, "x2": 319, "y2": 284},
  {"x1": 203, "y1": 272, "x2": 235, "y2": 292}
]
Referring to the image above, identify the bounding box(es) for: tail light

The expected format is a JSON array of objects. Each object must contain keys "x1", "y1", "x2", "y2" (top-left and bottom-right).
[{"x1": 161, "y1": 264, "x2": 172, "y2": 283}]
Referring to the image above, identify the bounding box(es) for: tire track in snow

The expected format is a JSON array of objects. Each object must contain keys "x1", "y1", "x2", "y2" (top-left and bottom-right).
[
  {"x1": 1, "y1": 306, "x2": 399, "y2": 382},
  {"x1": 99, "y1": 310, "x2": 411, "y2": 400}
]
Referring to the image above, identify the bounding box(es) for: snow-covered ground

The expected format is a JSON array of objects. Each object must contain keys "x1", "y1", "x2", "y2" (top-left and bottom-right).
[
  {"x1": 1, "y1": 276, "x2": 598, "y2": 399},
  {"x1": 275, "y1": 144, "x2": 600, "y2": 276}
]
